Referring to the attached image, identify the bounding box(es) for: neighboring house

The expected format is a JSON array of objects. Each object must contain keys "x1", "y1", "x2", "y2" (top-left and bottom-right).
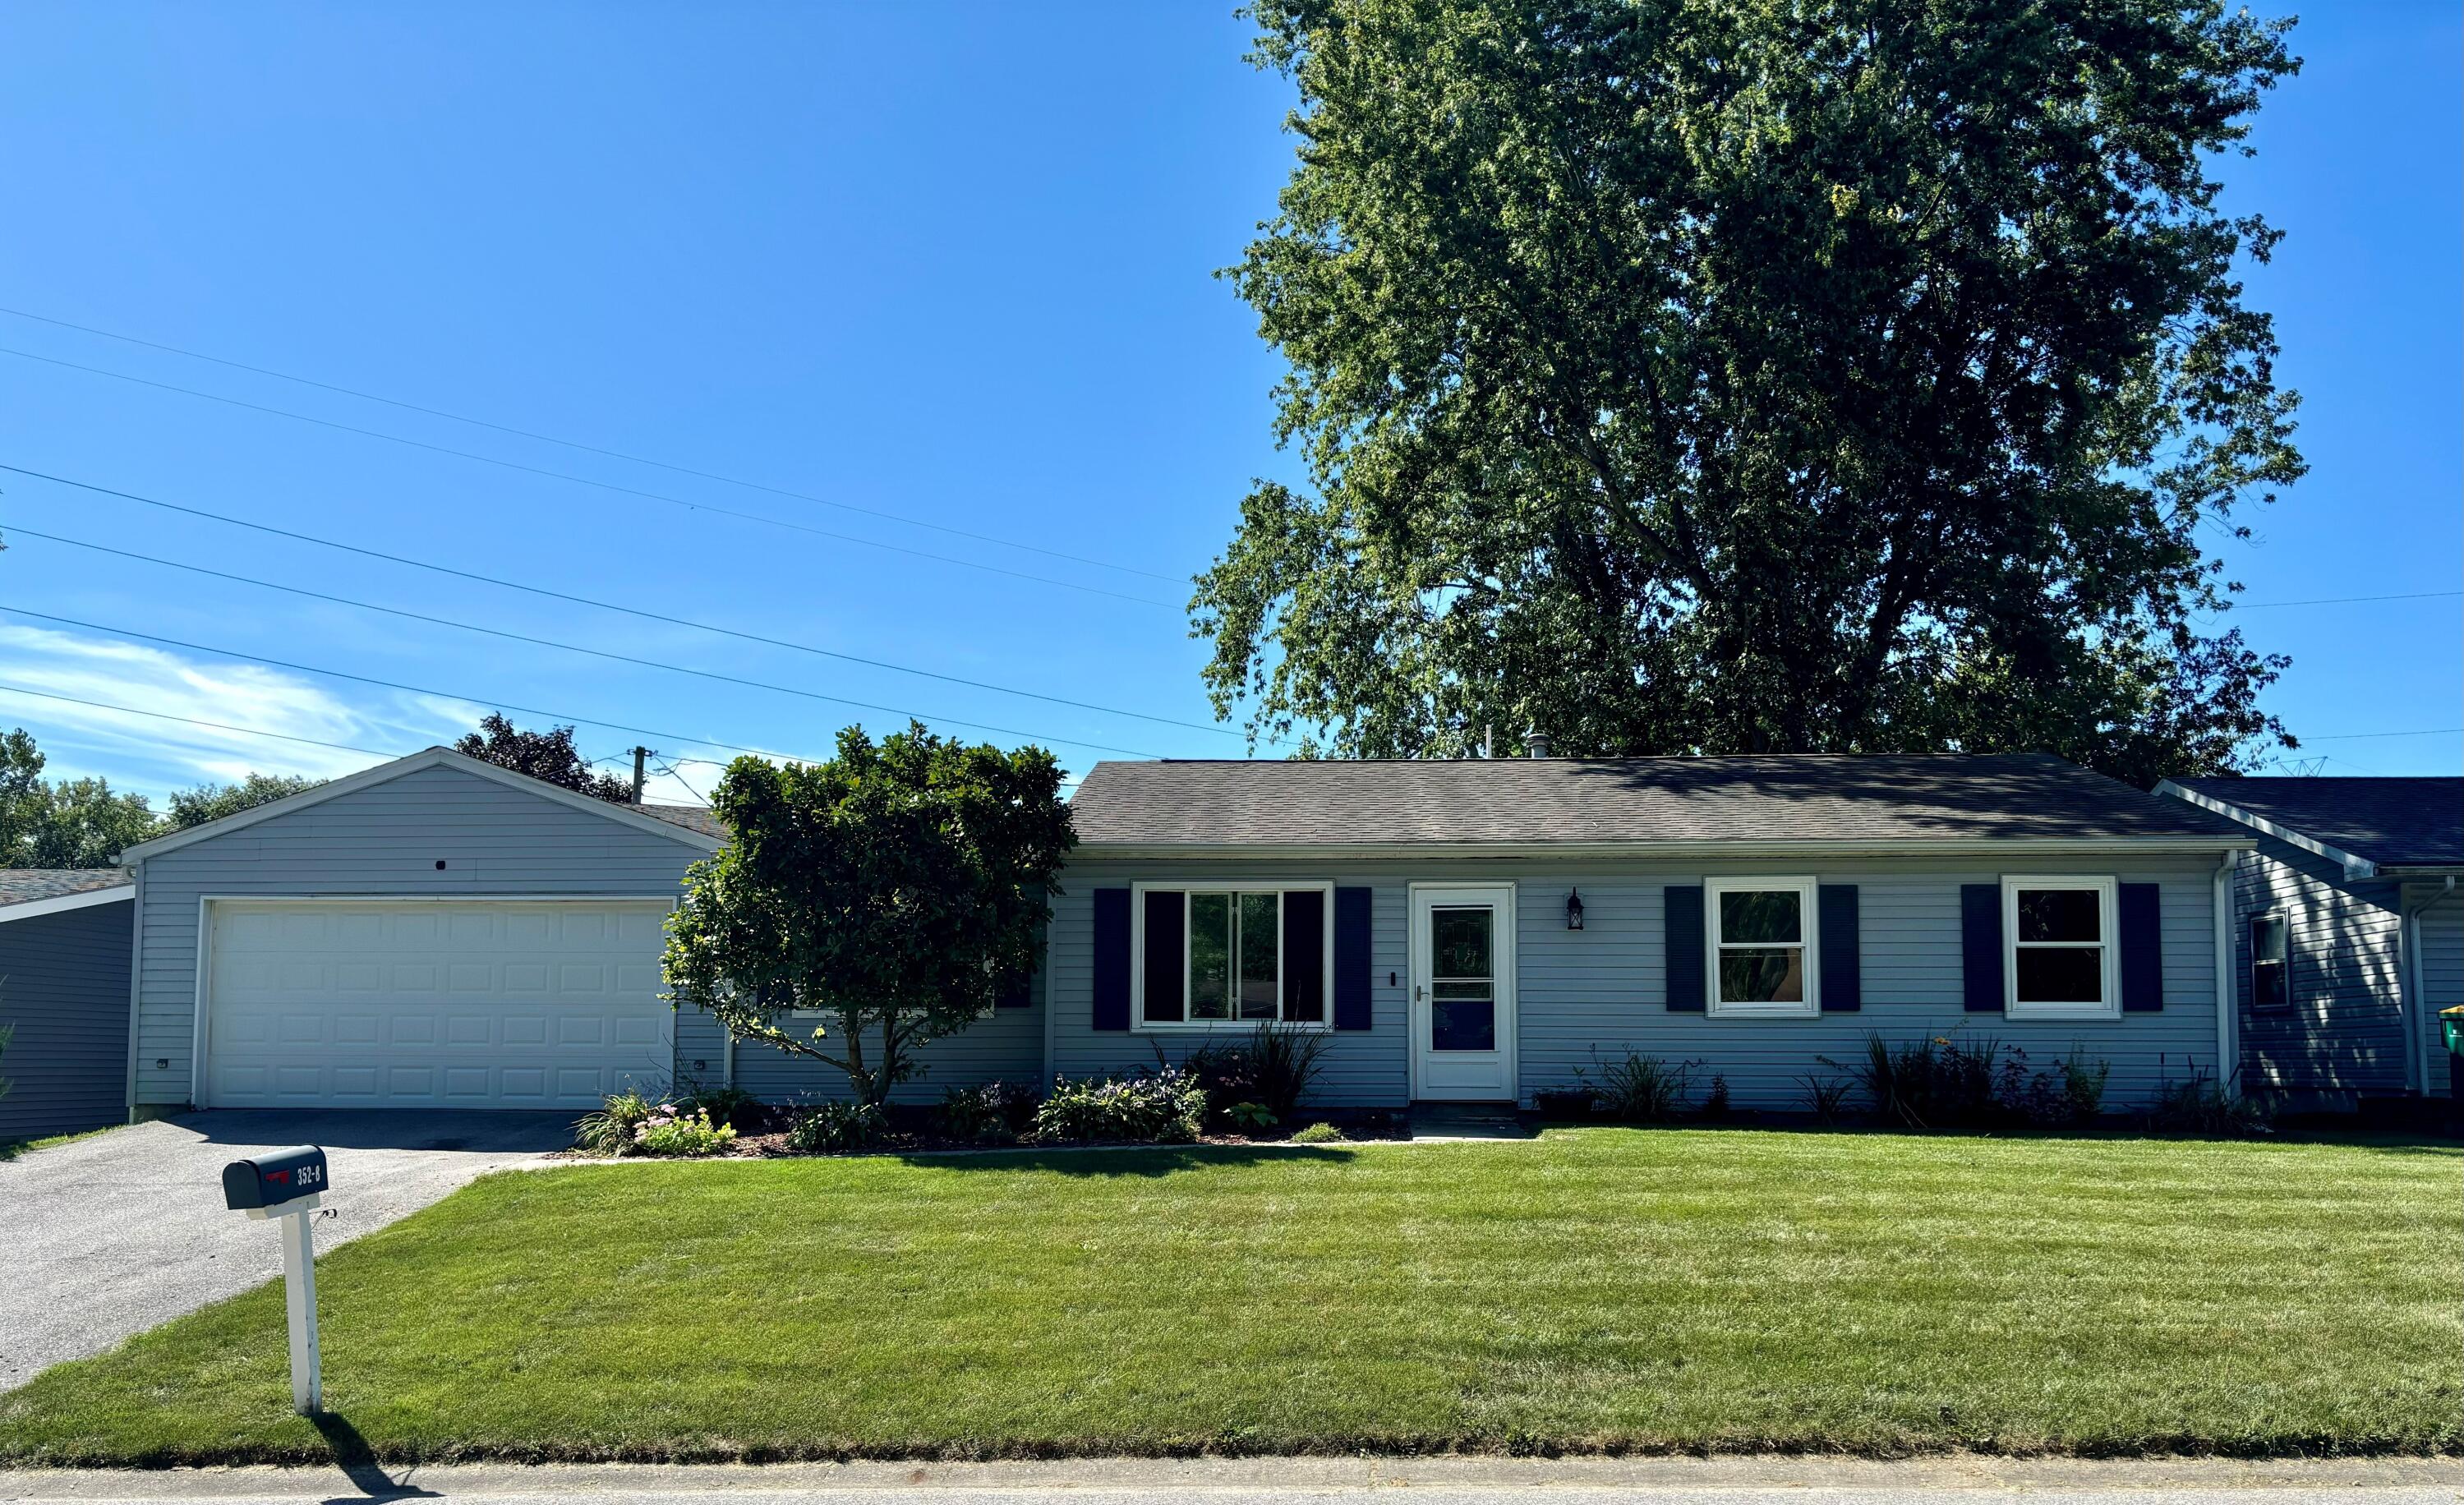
[
  {"x1": 2155, "y1": 776, "x2": 2462, "y2": 1107},
  {"x1": 0, "y1": 868, "x2": 135, "y2": 1140},
  {"x1": 122, "y1": 744, "x2": 2255, "y2": 1117}
]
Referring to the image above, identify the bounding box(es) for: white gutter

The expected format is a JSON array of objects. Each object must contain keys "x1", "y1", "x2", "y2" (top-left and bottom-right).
[
  {"x1": 0, "y1": 883, "x2": 133, "y2": 924},
  {"x1": 2213, "y1": 854, "x2": 2237, "y2": 1098}
]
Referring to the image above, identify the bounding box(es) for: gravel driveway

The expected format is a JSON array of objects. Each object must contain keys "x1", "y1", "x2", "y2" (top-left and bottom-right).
[{"x1": 0, "y1": 1109, "x2": 572, "y2": 1391}]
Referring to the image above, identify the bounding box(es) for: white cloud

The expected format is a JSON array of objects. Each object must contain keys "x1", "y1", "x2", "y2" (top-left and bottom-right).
[{"x1": 0, "y1": 624, "x2": 482, "y2": 795}]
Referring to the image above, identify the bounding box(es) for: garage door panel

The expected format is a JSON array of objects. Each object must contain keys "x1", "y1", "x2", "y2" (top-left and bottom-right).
[{"x1": 206, "y1": 900, "x2": 671, "y2": 1109}]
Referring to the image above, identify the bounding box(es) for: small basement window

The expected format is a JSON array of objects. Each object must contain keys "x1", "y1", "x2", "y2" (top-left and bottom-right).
[
  {"x1": 1704, "y1": 877, "x2": 1819, "y2": 1016},
  {"x1": 2003, "y1": 876, "x2": 2119, "y2": 1020},
  {"x1": 2250, "y1": 912, "x2": 2289, "y2": 1010},
  {"x1": 1135, "y1": 883, "x2": 1330, "y2": 1029}
]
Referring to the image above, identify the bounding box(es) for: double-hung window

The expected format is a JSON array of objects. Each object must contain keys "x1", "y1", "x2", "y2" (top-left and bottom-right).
[
  {"x1": 2002, "y1": 876, "x2": 2118, "y2": 1019},
  {"x1": 1703, "y1": 877, "x2": 1819, "y2": 1016},
  {"x1": 1135, "y1": 882, "x2": 1331, "y2": 1029},
  {"x1": 2250, "y1": 912, "x2": 2289, "y2": 1010}
]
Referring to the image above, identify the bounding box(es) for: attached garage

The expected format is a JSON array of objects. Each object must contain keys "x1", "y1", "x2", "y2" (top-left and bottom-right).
[
  {"x1": 201, "y1": 899, "x2": 673, "y2": 1109},
  {"x1": 122, "y1": 747, "x2": 723, "y2": 1114}
]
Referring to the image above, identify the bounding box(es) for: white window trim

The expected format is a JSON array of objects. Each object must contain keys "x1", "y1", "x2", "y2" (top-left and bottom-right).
[
  {"x1": 2249, "y1": 909, "x2": 2290, "y2": 1011},
  {"x1": 1131, "y1": 880, "x2": 1335, "y2": 1033},
  {"x1": 1703, "y1": 876, "x2": 1820, "y2": 1018},
  {"x1": 2001, "y1": 875, "x2": 2121, "y2": 1021}
]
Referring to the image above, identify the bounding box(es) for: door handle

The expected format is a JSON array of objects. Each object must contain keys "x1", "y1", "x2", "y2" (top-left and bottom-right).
[{"x1": 1416, "y1": 984, "x2": 1424, "y2": 1001}]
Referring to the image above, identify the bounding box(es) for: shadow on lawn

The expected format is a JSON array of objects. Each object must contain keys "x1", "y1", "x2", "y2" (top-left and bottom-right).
[
  {"x1": 307, "y1": 1412, "x2": 438, "y2": 1501},
  {"x1": 897, "y1": 1144, "x2": 1359, "y2": 1177}
]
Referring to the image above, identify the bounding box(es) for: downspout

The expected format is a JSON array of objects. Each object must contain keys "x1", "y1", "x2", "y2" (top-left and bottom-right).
[
  {"x1": 2403, "y1": 876, "x2": 2457, "y2": 1096},
  {"x1": 2212, "y1": 854, "x2": 2236, "y2": 1097},
  {"x1": 121, "y1": 863, "x2": 145, "y2": 1124}
]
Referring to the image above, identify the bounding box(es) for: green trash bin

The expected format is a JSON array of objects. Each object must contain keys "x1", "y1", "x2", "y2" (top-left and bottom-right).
[
  {"x1": 2443, "y1": 1006, "x2": 2464, "y2": 1057},
  {"x1": 2444, "y1": 1007, "x2": 2464, "y2": 1111}
]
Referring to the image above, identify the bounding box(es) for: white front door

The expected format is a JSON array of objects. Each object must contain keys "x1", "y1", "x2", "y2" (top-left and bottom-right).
[{"x1": 1409, "y1": 884, "x2": 1517, "y2": 1102}]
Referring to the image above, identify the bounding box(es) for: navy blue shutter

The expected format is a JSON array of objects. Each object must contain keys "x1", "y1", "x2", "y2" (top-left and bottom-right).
[
  {"x1": 1817, "y1": 885, "x2": 1861, "y2": 1012},
  {"x1": 1665, "y1": 885, "x2": 1706, "y2": 1011},
  {"x1": 2118, "y1": 882, "x2": 2164, "y2": 1012},
  {"x1": 1281, "y1": 889, "x2": 1325, "y2": 1023},
  {"x1": 1141, "y1": 890, "x2": 1185, "y2": 1023},
  {"x1": 1961, "y1": 884, "x2": 2003, "y2": 1013},
  {"x1": 1332, "y1": 886, "x2": 1372, "y2": 1030},
  {"x1": 1091, "y1": 887, "x2": 1131, "y2": 1031}
]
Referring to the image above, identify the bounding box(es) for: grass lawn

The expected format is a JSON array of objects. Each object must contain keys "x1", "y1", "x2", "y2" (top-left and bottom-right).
[{"x1": 2, "y1": 1129, "x2": 2456, "y2": 1464}]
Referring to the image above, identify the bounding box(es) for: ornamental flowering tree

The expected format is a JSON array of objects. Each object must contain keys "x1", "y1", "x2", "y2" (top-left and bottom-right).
[{"x1": 661, "y1": 724, "x2": 1075, "y2": 1107}]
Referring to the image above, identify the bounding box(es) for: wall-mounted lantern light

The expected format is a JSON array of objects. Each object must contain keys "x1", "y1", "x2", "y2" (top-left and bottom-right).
[{"x1": 1566, "y1": 888, "x2": 1586, "y2": 931}]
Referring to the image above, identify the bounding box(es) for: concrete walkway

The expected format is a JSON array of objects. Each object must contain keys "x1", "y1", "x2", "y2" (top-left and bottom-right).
[
  {"x1": 2, "y1": 1456, "x2": 2459, "y2": 1503},
  {"x1": 0, "y1": 1110, "x2": 571, "y2": 1391}
]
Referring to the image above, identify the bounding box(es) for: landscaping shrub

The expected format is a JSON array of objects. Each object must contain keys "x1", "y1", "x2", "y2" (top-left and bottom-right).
[
  {"x1": 937, "y1": 1081, "x2": 1039, "y2": 1145},
  {"x1": 1823, "y1": 1031, "x2": 2114, "y2": 1130},
  {"x1": 573, "y1": 1091, "x2": 656, "y2": 1155},
  {"x1": 672, "y1": 1081, "x2": 760, "y2": 1130},
  {"x1": 2146, "y1": 1069, "x2": 2273, "y2": 1137},
  {"x1": 1290, "y1": 1121, "x2": 1344, "y2": 1144},
  {"x1": 1244, "y1": 1022, "x2": 1333, "y2": 1120},
  {"x1": 1033, "y1": 1067, "x2": 1207, "y2": 1144},
  {"x1": 1580, "y1": 1051, "x2": 1697, "y2": 1121},
  {"x1": 632, "y1": 1104, "x2": 738, "y2": 1158},
  {"x1": 1224, "y1": 1101, "x2": 1278, "y2": 1132},
  {"x1": 1700, "y1": 1074, "x2": 1732, "y2": 1121},
  {"x1": 1799, "y1": 1074, "x2": 1854, "y2": 1125},
  {"x1": 785, "y1": 1100, "x2": 887, "y2": 1153}
]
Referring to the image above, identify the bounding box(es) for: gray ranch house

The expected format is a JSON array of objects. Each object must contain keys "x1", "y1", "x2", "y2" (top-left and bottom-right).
[
  {"x1": 0, "y1": 868, "x2": 134, "y2": 1140},
  {"x1": 2155, "y1": 776, "x2": 2462, "y2": 1109},
  {"x1": 122, "y1": 746, "x2": 2251, "y2": 1117}
]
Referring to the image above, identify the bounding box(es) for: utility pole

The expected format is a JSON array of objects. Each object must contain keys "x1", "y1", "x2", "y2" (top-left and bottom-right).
[{"x1": 630, "y1": 746, "x2": 648, "y2": 803}]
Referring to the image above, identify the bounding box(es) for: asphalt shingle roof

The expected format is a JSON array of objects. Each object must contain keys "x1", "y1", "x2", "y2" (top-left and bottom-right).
[
  {"x1": 2170, "y1": 777, "x2": 2462, "y2": 868},
  {"x1": 0, "y1": 868, "x2": 133, "y2": 907},
  {"x1": 1071, "y1": 754, "x2": 2246, "y2": 849},
  {"x1": 630, "y1": 803, "x2": 728, "y2": 840}
]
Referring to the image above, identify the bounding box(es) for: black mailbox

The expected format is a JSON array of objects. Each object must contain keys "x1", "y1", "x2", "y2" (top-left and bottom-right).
[{"x1": 222, "y1": 1145, "x2": 329, "y2": 1213}]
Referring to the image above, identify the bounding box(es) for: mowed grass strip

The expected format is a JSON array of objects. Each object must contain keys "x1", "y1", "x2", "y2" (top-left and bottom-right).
[{"x1": 2, "y1": 1129, "x2": 2456, "y2": 1463}]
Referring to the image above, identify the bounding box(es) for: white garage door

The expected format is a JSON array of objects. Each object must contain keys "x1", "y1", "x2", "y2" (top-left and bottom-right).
[{"x1": 204, "y1": 900, "x2": 672, "y2": 1109}]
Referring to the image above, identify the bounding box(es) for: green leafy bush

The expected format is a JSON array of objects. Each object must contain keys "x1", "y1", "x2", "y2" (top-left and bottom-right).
[
  {"x1": 573, "y1": 1091, "x2": 656, "y2": 1155},
  {"x1": 672, "y1": 1082, "x2": 759, "y2": 1130},
  {"x1": 1580, "y1": 1051, "x2": 1697, "y2": 1122},
  {"x1": 1290, "y1": 1121, "x2": 1344, "y2": 1144},
  {"x1": 786, "y1": 1100, "x2": 888, "y2": 1153},
  {"x1": 1167, "y1": 1022, "x2": 1332, "y2": 1130},
  {"x1": 1033, "y1": 1067, "x2": 1207, "y2": 1144},
  {"x1": 633, "y1": 1105, "x2": 738, "y2": 1158},
  {"x1": 937, "y1": 1081, "x2": 1039, "y2": 1145},
  {"x1": 1225, "y1": 1101, "x2": 1278, "y2": 1132}
]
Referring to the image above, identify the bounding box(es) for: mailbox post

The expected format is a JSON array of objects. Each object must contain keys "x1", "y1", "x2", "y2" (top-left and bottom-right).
[{"x1": 221, "y1": 1146, "x2": 329, "y2": 1414}]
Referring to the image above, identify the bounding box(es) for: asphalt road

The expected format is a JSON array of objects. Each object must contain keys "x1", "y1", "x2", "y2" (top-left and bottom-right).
[
  {"x1": 0, "y1": 1109, "x2": 571, "y2": 1390},
  {"x1": 2, "y1": 1457, "x2": 2460, "y2": 1504}
]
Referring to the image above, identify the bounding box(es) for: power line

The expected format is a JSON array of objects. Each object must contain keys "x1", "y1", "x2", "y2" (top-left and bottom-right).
[
  {"x1": 2226, "y1": 590, "x2": 2462, "y2": 610},
  {"x1": 0, "y1": 345, "x2": 1181, "y2": 610},
  {"x1": 2298, "y1": 727, "x2": 2462, "y2": 741},
  {"x1": 0, "y1": 571, "x2": 1156, "y2": 760},
  {"x1": 0, "y1": 303, "x2": 1186, "y2": 585},
  {"x1": 0, "y1": 463, "x2": 1242, "y2": 739},
  {"x1": 0, "y1": 605, "x2": 882, "y2": 767},
  {"x1": 0, "y1": 679, "x2": 403, "y2": 760}
]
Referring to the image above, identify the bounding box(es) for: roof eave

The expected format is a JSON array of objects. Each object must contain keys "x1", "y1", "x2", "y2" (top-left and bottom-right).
[
  {"x1": 1073, "y1": 835, "x2": 2254, "y2": 863},
  {"x1": 2153, "y1": 780, "x2": 2379, "y2": 880}
]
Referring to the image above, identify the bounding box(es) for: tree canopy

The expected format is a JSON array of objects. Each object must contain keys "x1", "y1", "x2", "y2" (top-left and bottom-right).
[
  {"x1": 1198, "y1": 0, "x2": 2304, "y2": 785},
  {"x1": 454, "y1": 714, "x2": 635, "y2": 803},
  {"x1": 167, "y1": 772, "x2": 326, "y2": 831},
  {"x1": 662, "y1": 725, "x2": 1075, "y2": 1106},
  {"x1": 0, "y1": 728, "x2": 157, "y2": 868}
]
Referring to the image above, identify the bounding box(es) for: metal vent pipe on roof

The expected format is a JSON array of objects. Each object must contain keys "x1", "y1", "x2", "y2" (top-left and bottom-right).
[{"x1": 1527, "y1": 729, "x2": 1551, "y2": 757}]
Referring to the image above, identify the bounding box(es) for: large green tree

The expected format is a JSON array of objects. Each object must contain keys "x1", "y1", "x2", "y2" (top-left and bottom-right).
[
  {"x1": 1199, "y1": 0, "x2": 2304, "y2": 785},
  {"x1": 663, "y1": 725, "x2": 1075, "y2": 1106},
  {"x1": 167, "y1": 772, "x2": 327, "y2": 831},
  {"x1": 0, "y1": 728, "x2": 157, "y2": 867}
]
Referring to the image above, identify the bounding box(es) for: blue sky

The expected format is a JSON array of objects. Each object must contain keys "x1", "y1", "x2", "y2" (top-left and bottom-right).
[{"x1": 0, "y1": 3, "x2": 2453, "y2": 807}]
